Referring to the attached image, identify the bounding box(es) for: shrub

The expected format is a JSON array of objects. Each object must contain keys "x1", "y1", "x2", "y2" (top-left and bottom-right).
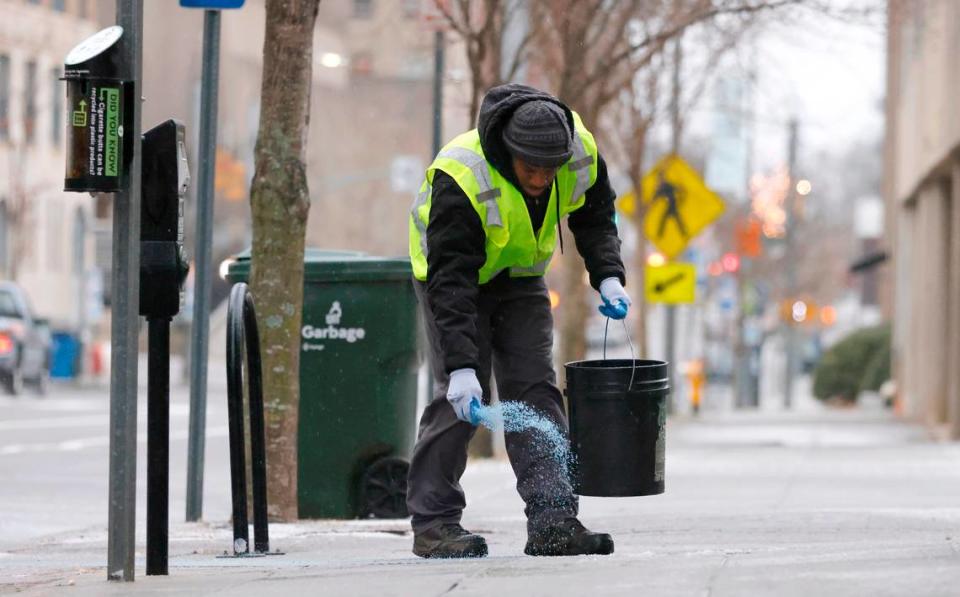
[
  {"x1": 812, "y1": 324, "x2": 891, "y2": 402},
  {"x1": 860, "y1": 335, "x2": 892, "y2": 393}
]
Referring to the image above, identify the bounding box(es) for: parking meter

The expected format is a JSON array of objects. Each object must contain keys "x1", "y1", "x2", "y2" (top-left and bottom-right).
[
  {"x1": 62, "y1": 26, "x2": 131, "y2": 193},
  {"x1": 140, "y1": 120, "x2": 190, "y2": 318}
]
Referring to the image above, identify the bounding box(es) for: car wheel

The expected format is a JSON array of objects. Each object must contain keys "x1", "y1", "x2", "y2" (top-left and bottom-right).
[{"x1": 4, "y1": 367, "x2": 23, "y2": 396}]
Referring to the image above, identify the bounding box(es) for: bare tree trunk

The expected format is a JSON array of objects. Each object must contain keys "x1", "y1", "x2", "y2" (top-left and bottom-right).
[
  {"x1": 627, "y1": 125, "x2": 650, "y2": 359},
  {"x1": 249, "y1": 0, "x2": 320, "y2": 522},
  {"x1": 559, "y1": 250, "x2": 588, "y2": 372}
]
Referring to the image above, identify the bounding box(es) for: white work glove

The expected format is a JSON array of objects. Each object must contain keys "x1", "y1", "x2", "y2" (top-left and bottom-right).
[
  {"x1": 447, "y1": 368, "x2": 482, "y2": 425},
  {"x1": 598, "y1": 277, "x2": 631, "y2": 320}
]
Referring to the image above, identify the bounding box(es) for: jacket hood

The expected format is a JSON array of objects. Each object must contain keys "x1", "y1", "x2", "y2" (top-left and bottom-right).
[{"x1": 477, "y1": 84, "x2": 575, "y2": 178}]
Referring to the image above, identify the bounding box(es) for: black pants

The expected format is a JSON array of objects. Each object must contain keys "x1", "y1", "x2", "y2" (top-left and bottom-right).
[{"x1": 407, "y1": 276, "x2": 578, "y2": 535}]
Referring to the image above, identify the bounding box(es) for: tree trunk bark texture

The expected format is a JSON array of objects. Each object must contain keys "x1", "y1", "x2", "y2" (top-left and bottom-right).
[
  {"x1": 249, "y1": 0, "x2": 320, "y2": 522},
  {"x1": 558, "y1": 250, "x2": 588, "y2": 382}
]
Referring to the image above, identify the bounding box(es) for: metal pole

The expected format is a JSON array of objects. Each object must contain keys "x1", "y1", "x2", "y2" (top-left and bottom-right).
[
  {"x1": 665, "y1": 34, "x2": 682, "y2": 411},
  {"x1": 186, "y1": 9, "x2": 221, "y2": 523},
  {"x1": 108, "y1": 0, "x2": 143, "y2": 582},
  {"x1": 784, "y1": 119, "x2": 798, "y2": 409},
  {"x1": 431, "y1": 29, "x2": 445, "y2": 157},
  {"x1": 425, "y1": 28, "x2": 444, "y2": 407},
  {"x1": 146, "y1": 318, "x2": 170, "y2": 576}
]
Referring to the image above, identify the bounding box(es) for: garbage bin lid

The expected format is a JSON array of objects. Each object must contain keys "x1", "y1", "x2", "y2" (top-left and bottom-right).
[{"x1": 226, "y1": 247, "x2": 412, "y2": 282}]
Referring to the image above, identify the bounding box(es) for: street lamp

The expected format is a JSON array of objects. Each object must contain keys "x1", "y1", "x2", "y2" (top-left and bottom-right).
[
  {"x1": 791, "y1": 300, "x2": 808, "y2": 323},
  {"x1": 319, "y1": 52, "x2": 344, "y2": 68}
]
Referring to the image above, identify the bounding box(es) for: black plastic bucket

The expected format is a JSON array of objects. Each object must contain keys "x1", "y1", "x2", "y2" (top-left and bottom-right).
[{"x1": 564, "y1": 359, "x2": 669, "y2": 497}]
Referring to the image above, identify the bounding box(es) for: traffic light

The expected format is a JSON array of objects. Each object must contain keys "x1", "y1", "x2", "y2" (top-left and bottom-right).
[{"x1": 721, "y1": 252, "x2": 740, "y2": 274}]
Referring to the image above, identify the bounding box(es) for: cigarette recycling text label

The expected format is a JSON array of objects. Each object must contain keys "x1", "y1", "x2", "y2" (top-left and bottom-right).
[{"x1": 76, "y1": 85, "x2": 121, "y2": 178}]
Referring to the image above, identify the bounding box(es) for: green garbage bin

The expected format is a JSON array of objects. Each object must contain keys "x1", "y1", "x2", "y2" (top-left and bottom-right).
[{"x1": 226, "y1": 248, "x2": 420, "y2": 519}]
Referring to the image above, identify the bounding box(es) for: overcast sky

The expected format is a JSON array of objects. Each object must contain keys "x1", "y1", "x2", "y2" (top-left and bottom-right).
[{"x1": 750, "y1": 9, "x2": 886, "y2": 171}]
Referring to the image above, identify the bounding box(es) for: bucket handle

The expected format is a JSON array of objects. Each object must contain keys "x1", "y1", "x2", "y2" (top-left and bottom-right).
[{"x1": 602, "y1": 317, "x2": 637, "y2": 392}]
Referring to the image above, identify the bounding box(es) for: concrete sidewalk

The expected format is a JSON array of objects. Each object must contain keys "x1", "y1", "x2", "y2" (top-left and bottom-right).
[{"x1": 4, "y1": 407, "x2": 960, "y2": 596}]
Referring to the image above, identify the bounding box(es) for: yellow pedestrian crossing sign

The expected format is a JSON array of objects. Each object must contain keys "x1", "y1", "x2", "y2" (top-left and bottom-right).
[
  {"x1": 645, "y1": 262, "x2": 696, "y2": 304},
  {"x1": 641, "y1": 155, "x2": 725, "y2": 259}
]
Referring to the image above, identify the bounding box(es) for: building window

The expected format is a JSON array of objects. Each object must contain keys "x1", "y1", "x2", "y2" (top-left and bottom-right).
[
  {"x1": 24, "y1": 61, "x2": 37, "y2": 144},
  {"x1": 51, "y1": 67, "x2": 62, "y2": 146},
  {"x1": 0, "y1": 56, "x2": 8, "y2": 141},
  {"x1": 353, "y1": 0, "x2": 373, "y2": 19}
]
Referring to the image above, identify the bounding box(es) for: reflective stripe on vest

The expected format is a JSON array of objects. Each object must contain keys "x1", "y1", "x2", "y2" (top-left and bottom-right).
[
  {"x1": 410, "y1": 185, "x2": 431, "y2": 258},
  {"x1": 437, "y1": 146, "x2": 503, "y2": 227},
  {"x1": 510, "y1": 255, "x2": 552, "y2": 276},
  {"x1": 568, "y1": 132, "x2": 594, "y2": 206}
]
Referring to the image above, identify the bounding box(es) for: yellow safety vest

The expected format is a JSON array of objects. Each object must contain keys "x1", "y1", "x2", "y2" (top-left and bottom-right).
[{"x1": 409, "y1": 112, "x2": 599, "y2": 284}]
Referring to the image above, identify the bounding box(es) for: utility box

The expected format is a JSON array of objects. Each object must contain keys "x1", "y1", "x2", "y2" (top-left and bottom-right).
[{"x1": 226, "y1": 248, "x2": 419, "y2": 519}]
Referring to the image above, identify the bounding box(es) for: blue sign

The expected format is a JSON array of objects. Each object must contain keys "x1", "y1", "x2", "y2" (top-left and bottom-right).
[{"x1": 180, "y1": 0, "x2": 245, "y2": 8}]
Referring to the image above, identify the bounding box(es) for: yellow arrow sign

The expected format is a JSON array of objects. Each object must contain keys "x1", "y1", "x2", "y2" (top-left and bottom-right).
[
  {"x1": 641, "y1": 154, "x2": 726, "y2": 259},
  {"x1": 645, "y1": 262, "x2": 696, "y2": 304}
]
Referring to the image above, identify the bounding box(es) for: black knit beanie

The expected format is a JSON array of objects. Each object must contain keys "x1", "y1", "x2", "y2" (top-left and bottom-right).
[{"x1": 502, "y1": 100, "x2": 573, "y2": 168}]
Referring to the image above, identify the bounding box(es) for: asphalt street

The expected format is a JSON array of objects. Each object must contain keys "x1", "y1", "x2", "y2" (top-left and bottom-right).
[{"x1": 0, "y1": 370, "x2": 234, "y2": 555}]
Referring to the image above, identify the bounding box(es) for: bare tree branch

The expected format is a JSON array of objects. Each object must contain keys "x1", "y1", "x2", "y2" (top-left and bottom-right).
[{"x1": 587, "y1": 0, "x2": 805, "y2": 92}]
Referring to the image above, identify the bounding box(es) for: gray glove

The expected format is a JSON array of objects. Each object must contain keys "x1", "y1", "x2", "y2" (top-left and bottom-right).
[{"x1": 447, "y1": 368, "x2": 482, "y2": 424}]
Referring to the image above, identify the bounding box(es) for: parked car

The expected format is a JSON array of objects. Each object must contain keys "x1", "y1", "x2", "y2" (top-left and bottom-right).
[{"x1": 0, "y1": 282, "x2": 51, "y2": 395}]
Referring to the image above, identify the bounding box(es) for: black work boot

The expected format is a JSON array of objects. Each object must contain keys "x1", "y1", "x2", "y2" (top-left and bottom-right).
[
  {"x1": 524, "y1": 518, "x2": 614, "y2": 556},
  {"x1": 413, "y1": 523, "x2": 488, "y2": 559}
]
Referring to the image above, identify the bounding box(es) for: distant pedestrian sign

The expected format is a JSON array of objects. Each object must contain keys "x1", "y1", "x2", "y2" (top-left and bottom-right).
[
  {"x1": 640, "y1": 155, "x2": 726, "y2": 259},
  {"x1": 644, "y1": 262, "x2": 696, "y2": 304},
  {"x1": 180, "y1": 0, "x2": 245, "y2": 8}
]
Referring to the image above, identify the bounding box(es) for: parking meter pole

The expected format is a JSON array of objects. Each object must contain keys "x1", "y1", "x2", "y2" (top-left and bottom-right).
[
  {"x1": 140, "y1": 119, "x2": 190, "y2": 575},
  {"x1": 107, "y1": 1, "x2": 143, "y2": 582},
  {"x1": 146, "y1": 318, "x2": 171, "y2": 576},
  {"x1": 186, "y1": 9, "x2": 221, "y2": 523}
]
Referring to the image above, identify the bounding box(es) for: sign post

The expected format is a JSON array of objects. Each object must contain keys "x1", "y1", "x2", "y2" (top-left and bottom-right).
[
  {"x1": 180, "y1": 0, "x2": 245, "y2": 523},
  {"x1": 108, "y1": 1, "x2": 142, "y2": 581},
  {"x1": 633, "y1": 153, "x2": 725, "y2": 412}
]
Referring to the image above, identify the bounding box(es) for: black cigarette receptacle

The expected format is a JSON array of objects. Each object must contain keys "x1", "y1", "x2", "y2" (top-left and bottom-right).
[{"x1": 62, "y1": 26, "x2": 131, "y2": 193}]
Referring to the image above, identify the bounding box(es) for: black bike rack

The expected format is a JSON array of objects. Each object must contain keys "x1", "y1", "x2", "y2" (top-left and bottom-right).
[{"x1": 221, "y1": 282, "x2": 280, "y2": 558}]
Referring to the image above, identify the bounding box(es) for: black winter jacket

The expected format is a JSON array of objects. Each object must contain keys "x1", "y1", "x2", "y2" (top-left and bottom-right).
[{"x1": 423, "y1": 84, "x2": 625, "y2": 373}]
